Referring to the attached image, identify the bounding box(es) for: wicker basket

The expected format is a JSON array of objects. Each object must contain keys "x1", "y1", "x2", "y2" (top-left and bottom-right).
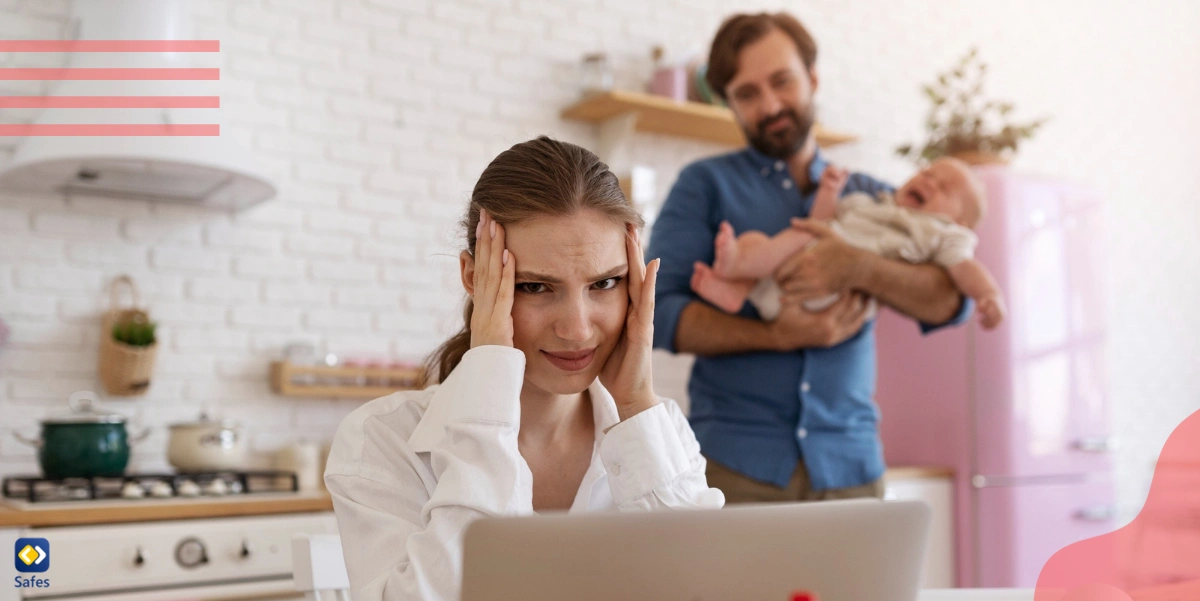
[{"x1": 98, "y1": 275, "x2": 157, "y2": 396}]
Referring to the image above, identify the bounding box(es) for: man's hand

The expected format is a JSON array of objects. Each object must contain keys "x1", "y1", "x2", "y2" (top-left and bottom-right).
[
  {"x1": 768, "y1": 292, "x2": 871, "y2": 351},
  {"x1": 774, "y1": 218, "x2": 874, "y2": 303}
]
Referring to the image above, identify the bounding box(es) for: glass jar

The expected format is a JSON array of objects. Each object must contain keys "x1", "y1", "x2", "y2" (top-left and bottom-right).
[{"x1": 580, "y1": 52, "x2": 613, "y2": 97}]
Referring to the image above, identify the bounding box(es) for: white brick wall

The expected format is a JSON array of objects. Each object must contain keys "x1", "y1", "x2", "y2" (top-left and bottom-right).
[{"x1": 1, "y1": 0, "x2": 1198, "y2": 526}]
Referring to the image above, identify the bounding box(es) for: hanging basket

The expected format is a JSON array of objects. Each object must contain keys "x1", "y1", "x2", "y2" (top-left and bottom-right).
[{"x1": 98, "y1": 275, "x2": 158, "y2": 396}]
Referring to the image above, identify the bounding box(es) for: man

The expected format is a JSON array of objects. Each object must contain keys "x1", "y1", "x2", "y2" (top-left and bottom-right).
[{"x1": 647, "y1": 12, "x2": 971, "y2": 503}]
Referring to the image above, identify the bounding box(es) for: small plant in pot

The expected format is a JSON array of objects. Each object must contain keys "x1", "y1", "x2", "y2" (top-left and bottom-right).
[
  {"x1": 896, "y1": 47, "x2": 1049, "y2": 166},
  {"x1": 112, "y1": 319, "x2": 157, "y2": 347}
]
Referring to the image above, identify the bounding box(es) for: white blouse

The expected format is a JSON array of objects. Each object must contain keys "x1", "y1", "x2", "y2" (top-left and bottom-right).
[{"x1": 324, "y1": 345, "x2": 725, "y2": 601}]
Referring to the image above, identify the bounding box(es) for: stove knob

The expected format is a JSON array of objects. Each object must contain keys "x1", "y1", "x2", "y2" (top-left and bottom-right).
[{"x1": 175, "y1": 537, "x2": 208, "y2": 568}]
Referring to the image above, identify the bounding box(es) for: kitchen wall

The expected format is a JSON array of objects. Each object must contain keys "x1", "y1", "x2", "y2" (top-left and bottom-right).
[{"x1": 1, "y1": 0, "x2": 1198, "y2": 520}]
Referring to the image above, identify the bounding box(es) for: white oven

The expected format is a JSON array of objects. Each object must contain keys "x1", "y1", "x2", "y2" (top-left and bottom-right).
[{"x1": 3, "y1": 513, "x2": 337, "y2": 601}]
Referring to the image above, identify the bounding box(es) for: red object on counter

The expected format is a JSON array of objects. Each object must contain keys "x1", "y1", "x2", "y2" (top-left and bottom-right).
[{"x1": 790, "y1": 592, "x2": 816, "y2": 601}]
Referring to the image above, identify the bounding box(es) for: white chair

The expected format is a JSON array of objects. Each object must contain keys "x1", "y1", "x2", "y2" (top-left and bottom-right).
[{"x1": 292, "y1": 534, "x2": 352, "y2": 601}]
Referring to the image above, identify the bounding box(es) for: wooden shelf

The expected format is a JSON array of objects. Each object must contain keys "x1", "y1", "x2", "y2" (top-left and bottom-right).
[
  {"x1": 270, "y1": 361, "x2": 423, "y2": 399},
  {"x1": 561, "y1": 89, "x2": 858, "y2": 148}
]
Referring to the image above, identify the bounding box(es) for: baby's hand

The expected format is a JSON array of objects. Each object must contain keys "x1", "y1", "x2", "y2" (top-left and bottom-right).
[{"x1": 977, "y1": 295, "x2": 1007, "y2": 331}]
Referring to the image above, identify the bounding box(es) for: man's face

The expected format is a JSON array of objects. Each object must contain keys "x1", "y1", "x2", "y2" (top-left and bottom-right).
[{"x1": 723, "y1": 28, "x2": 818, "y2": 160}]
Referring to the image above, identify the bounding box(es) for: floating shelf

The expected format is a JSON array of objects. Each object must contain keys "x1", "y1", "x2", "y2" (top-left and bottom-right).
[
  {"x1": 561, "y1": 89, "x2": 858, "y2": 148},
  {"x1": 269, "y1": 361, "x2": 424, "y2": 399}
]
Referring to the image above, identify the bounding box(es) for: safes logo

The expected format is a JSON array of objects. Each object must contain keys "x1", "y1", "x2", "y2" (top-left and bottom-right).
[{"x1": 14, "y1": 538, "x2": 49, "y2": 573}]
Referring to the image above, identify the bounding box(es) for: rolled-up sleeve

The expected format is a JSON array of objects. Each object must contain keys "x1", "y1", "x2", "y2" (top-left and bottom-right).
[{"x1": 647, "y1": 164, "x2": 719, "y2": 353}]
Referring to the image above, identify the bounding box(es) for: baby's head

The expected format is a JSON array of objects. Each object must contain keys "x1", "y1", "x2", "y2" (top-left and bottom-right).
[{"x1": 895, "y1": 157, "x2": 986, "y2": 229}]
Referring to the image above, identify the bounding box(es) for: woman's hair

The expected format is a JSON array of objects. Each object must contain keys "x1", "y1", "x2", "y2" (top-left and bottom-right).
[
  {"x1": 705, "y1": 12, "x2": 818, "y2": 101},
  {"x1": 423, "y1": 136, "x2": 644, "y2": 384}
]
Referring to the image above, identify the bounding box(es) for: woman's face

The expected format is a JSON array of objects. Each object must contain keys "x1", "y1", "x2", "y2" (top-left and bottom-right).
[{"x1": 466, "y1": 209, "x2": 629, "y2": 397}]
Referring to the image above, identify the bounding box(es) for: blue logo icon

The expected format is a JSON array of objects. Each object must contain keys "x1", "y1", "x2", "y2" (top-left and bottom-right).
[{"x1": 15, "y1": 538, "x2": 49, "y2": 573}]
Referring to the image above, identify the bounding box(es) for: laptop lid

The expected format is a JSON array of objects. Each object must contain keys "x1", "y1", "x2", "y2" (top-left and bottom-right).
[{"x1": 462, "y1": 499, "x2": 931, "y2": 601}]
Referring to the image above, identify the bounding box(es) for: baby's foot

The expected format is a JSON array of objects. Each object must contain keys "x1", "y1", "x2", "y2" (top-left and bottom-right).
[
  {"x1": 711, "y1": 221, "x2": 740, "y2": 277},
  {"x1": 819, "y1": 165, "x2": 850, "y2": 195},
  {"x1": 691, "y1": 261, "x2": 751, "y2": 314}
]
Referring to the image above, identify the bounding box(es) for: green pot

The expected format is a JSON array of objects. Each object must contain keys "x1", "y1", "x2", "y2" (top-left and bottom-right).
[{"x1": 16, "y1": 391, "x2": 149, "y2": 479}]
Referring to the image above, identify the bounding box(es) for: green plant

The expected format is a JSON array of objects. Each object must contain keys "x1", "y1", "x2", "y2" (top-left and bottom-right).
[
  {"x1": 112, "y1": 320, "x2": 157, "y2": 347},
  {"x1": 896, "y1": 47, "x2": 1048, "y2": 164}
]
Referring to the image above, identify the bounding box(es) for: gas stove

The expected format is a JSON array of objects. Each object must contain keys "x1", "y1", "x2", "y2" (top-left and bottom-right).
[{"x1": 2, "y1": 471, "x2": 298, "y2": 504}]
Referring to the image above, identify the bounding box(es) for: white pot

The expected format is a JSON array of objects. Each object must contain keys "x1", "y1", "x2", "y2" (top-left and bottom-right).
[{"x1": 167, "y1": 416, "x2": 249, "y2": 472}]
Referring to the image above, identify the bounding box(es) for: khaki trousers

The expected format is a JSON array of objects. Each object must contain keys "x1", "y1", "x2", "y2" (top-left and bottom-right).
[{"x1": 705, "y1": 456, "x2": 885, "y2": 503}]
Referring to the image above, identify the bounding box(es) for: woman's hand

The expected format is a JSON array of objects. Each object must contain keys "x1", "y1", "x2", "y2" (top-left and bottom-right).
[
  {"x1": 470, "y1": 209, "x2": 516, "y2": 348},
  {"x1": 600, "y1": 225, "x2": 661, "y2": 421}
]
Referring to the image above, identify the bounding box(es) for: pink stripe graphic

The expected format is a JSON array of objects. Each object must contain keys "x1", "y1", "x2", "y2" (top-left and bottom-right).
[
  {"x1": 0, "y1": 68, "x2": 219, "y2": 80},
  {"x1": 0, "y1": 40, "x2": 219, "y2": 52},
  {"x1": 0, "y1": 96, "x2": 220, "y2": 108},
  {"x1": 0, "y1": 124, "x2": 220, "y2": 136}
]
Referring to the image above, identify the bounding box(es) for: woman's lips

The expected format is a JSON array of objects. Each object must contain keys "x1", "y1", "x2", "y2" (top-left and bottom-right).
[{"x1": 542, "y1": 348, "x2": 597, "y2": 372}]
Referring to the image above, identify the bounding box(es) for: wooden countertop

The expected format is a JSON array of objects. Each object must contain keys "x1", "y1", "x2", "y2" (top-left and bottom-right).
[
  {"x1": 886, "y1": 466, "x2": 955, "y2": 480},
  {"x1": 1, "y1": 467, "x2": 950, "y2": 528},
  {"x1": 0, "y1": 492, "x2": 333, "y2": 528}
]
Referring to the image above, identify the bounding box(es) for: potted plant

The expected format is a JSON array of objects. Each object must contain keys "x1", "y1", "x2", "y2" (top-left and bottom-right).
[
  {"x1": 896, "y1": 48, "x2": 1048, "y2": 166},
  {"x1": 99, "y1": 275, "x2": 159, "y2": 396}
]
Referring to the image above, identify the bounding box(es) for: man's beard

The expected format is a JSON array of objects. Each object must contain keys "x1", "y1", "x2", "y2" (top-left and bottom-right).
[{"x1": 745, "y1": 105, "x2": 814, "y2": 160}]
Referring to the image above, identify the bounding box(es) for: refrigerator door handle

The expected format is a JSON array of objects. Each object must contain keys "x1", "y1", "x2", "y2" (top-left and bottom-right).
[
  {"x1": 1072, "y1": 435, "x2": 1119, "y2": 453},
  {"x1": 1073, "y1": 505, "x2": 1118, "y2": 522}
]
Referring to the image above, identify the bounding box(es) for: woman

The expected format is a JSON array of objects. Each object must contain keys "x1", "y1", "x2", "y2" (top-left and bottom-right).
[{"x1": 325, "y1": 136, "x2": 725, "y2": 601}]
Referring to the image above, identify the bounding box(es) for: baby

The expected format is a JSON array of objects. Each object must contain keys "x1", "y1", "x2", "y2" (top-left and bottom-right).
[{"x1": 690, "y1": 157, "x2": 1006, "y2": 330}]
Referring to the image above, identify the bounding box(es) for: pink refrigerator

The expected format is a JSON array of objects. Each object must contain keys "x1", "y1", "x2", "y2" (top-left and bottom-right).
[{"x1": 876, "y1": 166, "x2": 1116, "y2": 588}]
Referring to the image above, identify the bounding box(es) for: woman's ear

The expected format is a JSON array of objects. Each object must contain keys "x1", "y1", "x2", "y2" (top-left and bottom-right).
[{"x1": 459, "y1": 250, "x2": 475, "y2": 296}]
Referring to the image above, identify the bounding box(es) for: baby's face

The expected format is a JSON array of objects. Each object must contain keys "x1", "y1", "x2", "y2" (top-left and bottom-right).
[{"x1": 895, "y1": 159, "x2": 975, "y2": 227}]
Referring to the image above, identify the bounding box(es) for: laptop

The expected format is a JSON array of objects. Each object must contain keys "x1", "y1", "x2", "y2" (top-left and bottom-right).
[{"x1": 461, "y1": 499, "x2": 931, "y2": 601}]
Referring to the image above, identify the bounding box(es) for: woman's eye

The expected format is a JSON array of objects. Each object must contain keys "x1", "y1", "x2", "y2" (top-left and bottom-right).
[
  {"x1": 516, "y1": 283, "x2": 547, "y2": 294},
  {"x1": 593, "y1": 277, "x2": 622, "y2": 291}
]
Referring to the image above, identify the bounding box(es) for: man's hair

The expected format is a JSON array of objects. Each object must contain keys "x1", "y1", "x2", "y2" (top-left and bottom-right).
[{"x1": 705, "y1": 12, "x2": 818, "y2": 100}]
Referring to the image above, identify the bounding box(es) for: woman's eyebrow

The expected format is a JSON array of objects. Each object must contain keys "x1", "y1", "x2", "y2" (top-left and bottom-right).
[{"x1": 515, "y1": 265, "x2": 628, "y2": 283}]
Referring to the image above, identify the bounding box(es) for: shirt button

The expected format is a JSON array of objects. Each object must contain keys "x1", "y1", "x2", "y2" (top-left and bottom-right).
[
  {"x1": 775, "y1": 161, "x2": 785, "y2": 171},
  {"x1": 782, "y1": 179, "x2": 793, "y2": 190},
  {"x1": 610, "y1": 464, "x2": 621, "y2": 476},
  {"x1": 761, "y1": 167, "x2": 770, "y2": 176},
  {"x1": 801, "y1": 381, "x2": 811, "y2": 393},
  {"x1": 797, "y1": 428, "x2": 808, "y2": 439}
]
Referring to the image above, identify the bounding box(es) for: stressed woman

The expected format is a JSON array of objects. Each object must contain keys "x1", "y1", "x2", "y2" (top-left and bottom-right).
[{"x1": 324, "y1": 136, "x2": 725, "y2": 601}]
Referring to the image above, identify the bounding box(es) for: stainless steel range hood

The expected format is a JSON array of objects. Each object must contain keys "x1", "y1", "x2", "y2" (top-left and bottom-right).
[{"x1": 0, "y1": 0, "x2": 276, "y2": 209}]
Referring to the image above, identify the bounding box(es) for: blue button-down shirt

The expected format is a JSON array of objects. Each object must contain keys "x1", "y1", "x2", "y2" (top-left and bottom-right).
[{"x1": 647, "y1": 147, "x2": 972, "y2": 490}]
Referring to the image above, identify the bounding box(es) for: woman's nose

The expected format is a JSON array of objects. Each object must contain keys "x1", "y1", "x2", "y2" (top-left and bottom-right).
[{"x1": 554, "y1": 296, "x2": 593, "y2": 342}]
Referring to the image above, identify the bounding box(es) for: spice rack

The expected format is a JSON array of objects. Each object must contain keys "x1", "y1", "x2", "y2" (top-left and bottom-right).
[{"x1": 269, "y1": 361, "x2": 424, "y2": 399}]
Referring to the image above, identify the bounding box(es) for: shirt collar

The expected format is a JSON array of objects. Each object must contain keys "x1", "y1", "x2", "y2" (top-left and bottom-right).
[
  {"x1": 743, "y1": 145, "x2": 828, "y2": 192},
  {"x1": 407, "y1": 377, "x2": 622, "y2": 454}
]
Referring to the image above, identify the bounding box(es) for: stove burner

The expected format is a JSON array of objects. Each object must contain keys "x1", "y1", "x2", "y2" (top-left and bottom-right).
[{"x1": 1, "y1": 471, "x2": 298, "y2": 503}]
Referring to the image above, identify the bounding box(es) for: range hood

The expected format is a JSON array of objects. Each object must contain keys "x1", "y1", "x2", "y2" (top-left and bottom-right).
[{"x1": 0, "y1": 0, "x2": 276, "y2": 209}]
